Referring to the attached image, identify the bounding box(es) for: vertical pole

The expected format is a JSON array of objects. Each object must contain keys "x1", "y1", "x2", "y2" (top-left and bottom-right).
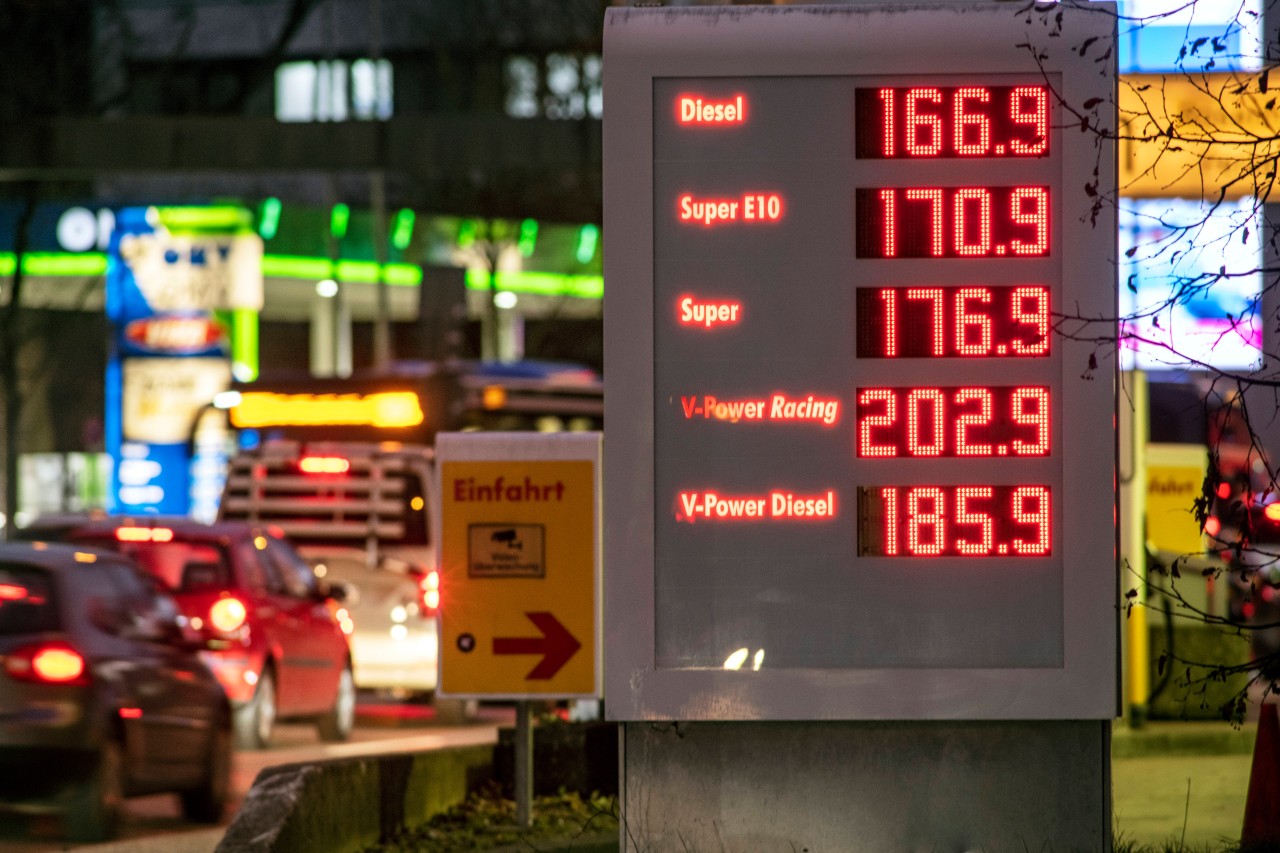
[
  {"x1": 515, "y1": 700, "x2": 533, "y2": 828},
  {"x1": 1119, "y1": 370, "x2": 1149, "y2": 727}
]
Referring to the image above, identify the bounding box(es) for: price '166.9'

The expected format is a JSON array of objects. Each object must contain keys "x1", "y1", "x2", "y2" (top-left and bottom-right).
[
  {"x1": 858, "y1": 485, "x2": 1051, "y2": 557},
  {"x1": 855, "y1": 85, "x2": 1050, "y2": 159}
]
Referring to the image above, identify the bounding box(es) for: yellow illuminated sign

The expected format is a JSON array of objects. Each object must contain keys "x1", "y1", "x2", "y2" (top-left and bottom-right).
[
  {"x1": 439, "y1": 458, "x2": 598, "y2": 698},
  {"x1": 1120, "y1": 71, "x2": 1279, "y2": 199},
  {"x1": 1146, "y1": 444, "x2": 1208, "y2": 556},
  {"x1": 230, "y1": 391, "x2": 424, "y2": 429}
]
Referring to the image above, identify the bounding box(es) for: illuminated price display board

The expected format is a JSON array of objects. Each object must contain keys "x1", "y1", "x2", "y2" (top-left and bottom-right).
[{"x1": 604, "y1": 3, "x2": 1117, "y2": 720}]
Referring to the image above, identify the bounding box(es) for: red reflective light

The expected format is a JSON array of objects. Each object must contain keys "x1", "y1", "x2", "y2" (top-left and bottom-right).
[
  {"x1": 116, "y1": 527, "x2": 174, "y2": 543},
  {"x1": 419, "y1": 570, "x2": 440, "y2": 616},
  {"x1": 1265, "y1": 504, "x2": 1280, "y2": 522},
  {"x1": 5, "y1": 643, "x2": 87, "y2": 685},
  {"x1": 119, "y1": 707, "x2": 143, "y2": 719},
  {"x1": 300, "y1": 456, "x2": 351, "y2": 474},
  {"x1": 0, "y1": 584, "x2": 29, "y2": 601}
]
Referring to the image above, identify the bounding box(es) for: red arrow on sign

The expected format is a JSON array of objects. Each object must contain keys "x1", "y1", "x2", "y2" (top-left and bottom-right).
[{"x1": 493, "y1": 612, "x2": 582, "y2": 680}]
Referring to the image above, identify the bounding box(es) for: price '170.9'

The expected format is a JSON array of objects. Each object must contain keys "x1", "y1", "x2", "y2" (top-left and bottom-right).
[{"x1": 856, "y1": 186, "x2": 1049, "y2": 259}]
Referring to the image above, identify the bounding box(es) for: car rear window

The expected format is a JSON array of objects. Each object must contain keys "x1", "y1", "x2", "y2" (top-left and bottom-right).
[
  {"x1": 69, "y1": 538, "x2": 230, "y2": 593},
  {"x1": 0, "y1": 564, "x2": 59, "y2": 634}
]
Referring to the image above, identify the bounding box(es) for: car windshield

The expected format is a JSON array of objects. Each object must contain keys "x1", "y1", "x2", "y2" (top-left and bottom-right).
[
  {"x1": 0, "y1": 564, "x2": 59, "y2": 634},
  {"x1": 71, "y1": 537, "x2": 230, "y2": 593}
]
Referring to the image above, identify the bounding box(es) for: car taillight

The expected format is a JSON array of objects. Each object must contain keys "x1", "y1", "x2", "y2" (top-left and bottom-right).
[
  {"x1": 419, "y1": 570, "x2": 440, "y2": 616},
  {"x1": 209, "y1": 597, "x2": 248, "y2": 634},
  {"x1": 299, "y1": 456, "x2": 350, "y2": 474},
  {"x1": 4, "y1": 643, "x2": 88, "y2": 685}
]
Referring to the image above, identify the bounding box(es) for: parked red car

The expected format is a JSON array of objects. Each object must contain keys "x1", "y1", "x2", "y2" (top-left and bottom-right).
[{"x1": 32, "y1": 517, "x2": 355, "y2": 750}]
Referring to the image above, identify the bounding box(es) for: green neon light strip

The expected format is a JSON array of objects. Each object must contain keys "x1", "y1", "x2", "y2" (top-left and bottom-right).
[
  {"x1": 1, "y1": 251, "x2": 604, "y2": 300},
  {"x1": 0, "y1": 252, "x2": 109, "y2": 276},
  {"x1": 232, "y1": 308, "x2": 259, "y2": 381},
  {"x1": 464, "y1": 268, "x2": 602, "y2": 299},
  {"x1": 154, "y1": 206, "x2": 253, "y2": 233}
]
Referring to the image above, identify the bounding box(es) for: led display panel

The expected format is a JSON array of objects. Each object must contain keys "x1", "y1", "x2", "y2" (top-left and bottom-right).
[{"x1": 604, "y1": 3, "x2": 1117, "y2": 720}]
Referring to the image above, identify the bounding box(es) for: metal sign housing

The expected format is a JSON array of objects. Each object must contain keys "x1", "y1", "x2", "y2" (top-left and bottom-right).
[{"x1": 604, "y1": 2, "x2": 1118, "y2": 720}]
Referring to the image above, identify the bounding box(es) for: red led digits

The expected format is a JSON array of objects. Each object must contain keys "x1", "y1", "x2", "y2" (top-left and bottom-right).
[
  {"x1": 906, "y1": 389, "x2": 945, "y2": 457},
  {"x1": 907, "y1": 487, "x2": 946, "y2": 555},
  {"x1": 855, "y1": 85, "x2": 1050, "y2": 159},
  {"x1": 953, "y1": 87, "x2": 992, "y2": 156},
  {"x1": 1011, "y1": 486, "x2": 1051, "y2": 555},
  {"x1": 905, "y1": 88, "x2": 944, "y2": 156},
  {"x1": 1008, "y1": 86, "x2": 1049, "y2": 155},
  {"x1": 858, "y1": 485, "x2": 1053, "y2": 557},
  {"x1": 954, "y1": 189, "x2": 992, "y2": 256},
  {"x1": 955, "y1": 486, "x2": 995, "y2": 554},
  {"x1": 855, "y1": 187, "x2": 1050, "y2": 259},
  {"x1": 1011, "y1": 387, "x2": 1050, "y2": 455},
  {"x1": 955, "y1": 288, "x2": 993, "y2": 355},
  {"x1": 1009, "y1": 286, "x2": 1050, "y2": 355},
  {"x1": 855, "y1": 386, "x2": 1051, "y2": 458},
  {"x1": 905, "y1": 288, "x2": 945, "y2": 355},
  {"x1": 858, "y1": 388, "x2": 898, "y2": 457},
  {"x1": 1009, "y1": 187, "x2": 1049, "y2": 255},
  {"x1": 857, "y1": 286, "x2": 1050, "y2": 359},
  {"x1": 954, "y1": 388, "x2": 994, "y2": 456}
]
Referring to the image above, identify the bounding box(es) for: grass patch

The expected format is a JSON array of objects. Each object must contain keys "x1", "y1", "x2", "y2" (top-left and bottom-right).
[{"x1": 362, "y1": 784, "x2": 617, "y2": 852}]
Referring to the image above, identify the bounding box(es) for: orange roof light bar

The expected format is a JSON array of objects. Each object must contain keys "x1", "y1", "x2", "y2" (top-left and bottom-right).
[
  {"x1": 230, "y1": 391, "x2": 425, "y2": 429},
  {"x1": 299, "y1": 456, "x2": 352, "y2": 474},
  {"x1": 116, "y1": 527, "x2": 175, "y2": 543}
]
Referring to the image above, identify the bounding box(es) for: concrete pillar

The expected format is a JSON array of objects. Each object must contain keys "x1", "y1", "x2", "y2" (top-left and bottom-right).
[{"x1": 621, "y1": 720, "x2": 1111, "y2": 852}]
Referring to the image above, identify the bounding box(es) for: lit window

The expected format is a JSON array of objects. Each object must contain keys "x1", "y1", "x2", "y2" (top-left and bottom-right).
[
  {"x1": 504, "y1": 53, "x2": 602, "y2": 120},
  {"x1": 275, "y1": 59, "x2": 393, "y2": 122}
]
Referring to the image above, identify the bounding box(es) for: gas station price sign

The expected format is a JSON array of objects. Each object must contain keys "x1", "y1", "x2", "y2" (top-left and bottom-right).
[{"x1": 605, "y1": 3, "x2": 1117, "y2": 721}]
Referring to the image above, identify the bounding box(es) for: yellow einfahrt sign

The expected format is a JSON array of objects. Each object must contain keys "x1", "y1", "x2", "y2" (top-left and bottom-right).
[{"x1": 435, "y1": 432, "x2": 601, "y2": 699}]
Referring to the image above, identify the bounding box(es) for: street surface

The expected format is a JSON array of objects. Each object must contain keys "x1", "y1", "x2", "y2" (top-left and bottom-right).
[
  {"x1": 0, "y1": 701, "x2": 513, "y2": 853},
  {"x1": 1, "y1": 712, "x2": 1260, "y2": 852}
]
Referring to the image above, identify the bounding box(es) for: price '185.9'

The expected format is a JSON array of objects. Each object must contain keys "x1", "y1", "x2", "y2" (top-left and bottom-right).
[{"x1": 857, "y1": 485, "x2": 1051, "y2": 557}]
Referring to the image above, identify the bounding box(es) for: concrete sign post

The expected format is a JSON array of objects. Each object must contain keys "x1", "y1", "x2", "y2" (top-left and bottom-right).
[{"x1": 604, "y1": 2, "x2": 1117, "y2": 848}]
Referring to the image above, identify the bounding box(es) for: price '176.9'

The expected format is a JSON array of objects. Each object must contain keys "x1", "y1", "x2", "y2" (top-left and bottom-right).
[
  {"x1": 858, "y1": 485, "x2": 1051, "y2": 557},
  {"x1": 857, "y1": 285, "x2": 1049, "y2": 358}
]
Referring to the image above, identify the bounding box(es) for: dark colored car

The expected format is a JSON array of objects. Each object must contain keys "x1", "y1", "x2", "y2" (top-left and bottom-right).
[
  {"x1": 0, "y1": 541, "x2": 231, "y2": 841},
  {"x1": 31, "y1": 517, "x2": 356, "y2": 750}
]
